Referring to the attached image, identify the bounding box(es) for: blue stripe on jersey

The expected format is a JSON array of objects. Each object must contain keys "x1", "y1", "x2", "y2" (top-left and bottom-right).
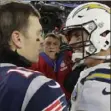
[
  {"x1": 89, "y1": 68, "x2": 111, "y2": 75},
  {"x1": 0, "y1": 66, "x2": 42, "y2": 111},
  {"x1": 25, "y1": 80, "x2": 68, "y2": 111},
  {"x1": 86, "y1": 78, "x2": 111, "y2": 84},
  {"x1": 81, "y1": 68, "x2": 111, "y2": 85}
]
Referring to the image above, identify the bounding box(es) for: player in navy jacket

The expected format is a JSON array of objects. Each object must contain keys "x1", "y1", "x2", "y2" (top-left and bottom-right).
[{"x1": 0, "y1": 2, "x2": 68, "y2": 111}]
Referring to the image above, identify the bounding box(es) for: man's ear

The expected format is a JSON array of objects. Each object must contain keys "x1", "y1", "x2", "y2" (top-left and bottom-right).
[{"x1": 11, "y1": 31, "x2": 23, "y2": 49}]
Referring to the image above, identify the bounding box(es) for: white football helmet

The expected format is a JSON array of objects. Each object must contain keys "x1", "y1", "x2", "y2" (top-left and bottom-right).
[{"x1": 64, "y1": 2, "x2": 111, "y2": 61}]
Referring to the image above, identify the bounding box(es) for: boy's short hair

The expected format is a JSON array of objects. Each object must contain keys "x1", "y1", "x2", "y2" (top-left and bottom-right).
[{"x1": 45, "y1": 33, "x2": 60, "y2": 42}]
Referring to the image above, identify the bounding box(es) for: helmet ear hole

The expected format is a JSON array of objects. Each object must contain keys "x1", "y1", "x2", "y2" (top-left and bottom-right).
[
  {"x1": 78, "y1": 15, "x2": 84, "y2": 18},
  {"x1": 105, "y1": 41, "x2": 109, "y2": 45},
  {"x1": 100, "y1": 30, "x2": 110, "y2": 37}
]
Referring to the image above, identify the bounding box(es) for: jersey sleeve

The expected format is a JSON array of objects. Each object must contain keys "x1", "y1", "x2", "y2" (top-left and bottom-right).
[
  {"x1": 71, "y1": 67, "x2": 111, "y2": 111},
  {"x1": 0, "y1": 66, "x2": 67, "y2": 111},
  {"x1": 21, "y1": 75, "x2": 68, "y2": 111}
]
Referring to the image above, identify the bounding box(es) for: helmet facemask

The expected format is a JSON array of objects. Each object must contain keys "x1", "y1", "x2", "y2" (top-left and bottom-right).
[{"x1": 63, "y1": 21, "x2": 98, "y2": 64}]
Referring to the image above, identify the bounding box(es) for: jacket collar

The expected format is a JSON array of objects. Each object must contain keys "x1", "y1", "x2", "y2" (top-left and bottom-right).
[{"x1": 0, "y1": 49, "x2": 31, "y2": 67}]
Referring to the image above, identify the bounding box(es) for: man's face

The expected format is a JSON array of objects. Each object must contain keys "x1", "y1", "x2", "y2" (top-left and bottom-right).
[
  {"x1": 67, "y1": 29, "x2": 89, "y2": 63},
  {"x1": 68, "y1": 29, "x2": 88, "y2": 53},
  {"x1": 44, "y1": 37, "x2": 60, "y2": 59},
  {"x1": 18, "y1": 15, "x2": 43, "y2": 63}
]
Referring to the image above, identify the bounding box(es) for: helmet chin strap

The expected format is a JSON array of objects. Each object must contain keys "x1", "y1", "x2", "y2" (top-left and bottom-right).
[
  {"x1": 72, "y1": 51, "x2": 110, "y2": 68},
  {"x1": 72, "y1": 52, "x2": 85, "y2": 70},
  {"x1": 72, "y1": 52, "x2": 84, "y2": 64},
  {"x1": 90, "y1": 55, "x2": 111, "y2": 60},
  {"x1": 72, "y1": 52, "x2": 110, "y2": 63}
]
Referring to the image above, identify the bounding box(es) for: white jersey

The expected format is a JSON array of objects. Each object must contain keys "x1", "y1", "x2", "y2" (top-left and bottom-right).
[{"x1": 71, "y1": 62, "x2": 111, "y2": 111}]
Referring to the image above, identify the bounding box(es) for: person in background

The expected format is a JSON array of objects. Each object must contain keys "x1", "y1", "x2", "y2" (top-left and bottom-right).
[
  {"x1": 64, "y1": 2, "x2": 111, "y2": 111},
  {"x1": 30, "y1": 33, "x2": 73, "y2": 100},
  {"x1": 0, "y1": 2, "x2": 68, "y2": 111}
]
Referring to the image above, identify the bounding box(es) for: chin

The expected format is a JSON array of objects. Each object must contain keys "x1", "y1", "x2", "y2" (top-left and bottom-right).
[
  {"x1": 84, "y1": 57, "x2": 90, "y2": 63},
  {"x1": 84, "y1": 58, "x2": 95, "y2": 67},
  {"x1": 49, "y1": 55, "x2": 56, "y2": 60}
]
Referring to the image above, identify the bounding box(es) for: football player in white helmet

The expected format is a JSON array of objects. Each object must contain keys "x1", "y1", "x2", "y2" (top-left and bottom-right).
[{"x1": 63, "y1": 2, "x2": 111, "y2": 111}]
